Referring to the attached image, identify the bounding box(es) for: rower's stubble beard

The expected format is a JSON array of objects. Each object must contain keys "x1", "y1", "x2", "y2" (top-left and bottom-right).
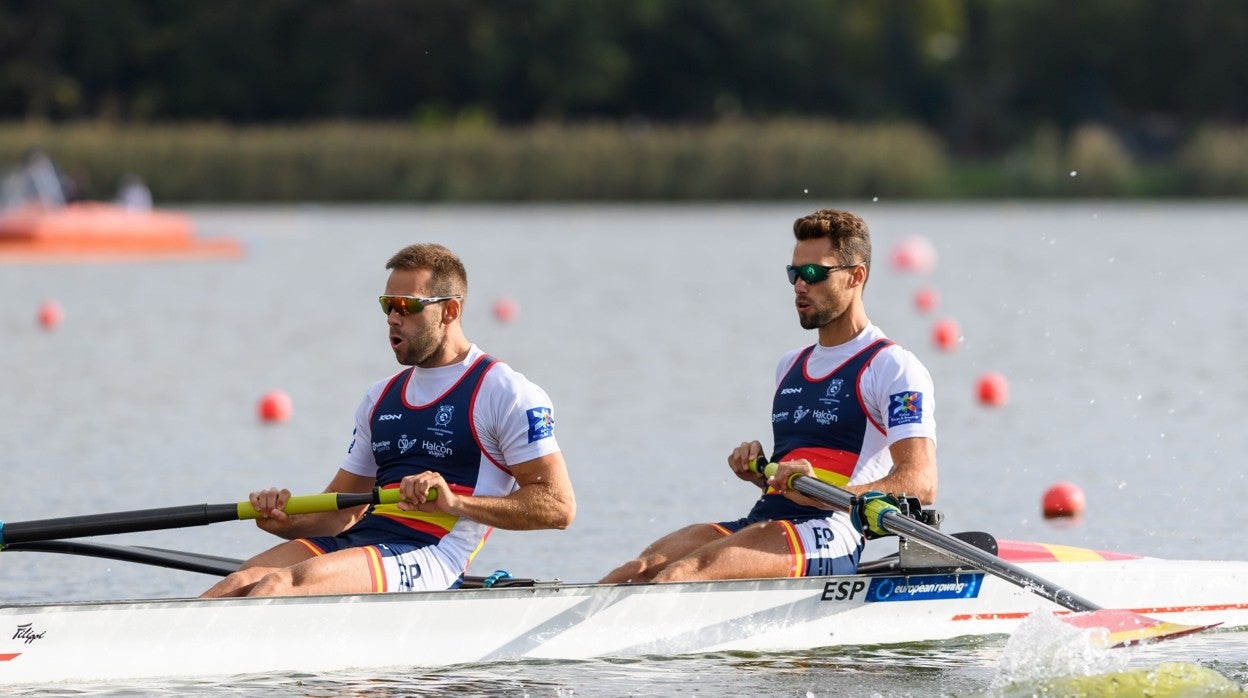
[{"x1": 394, "y1": 316, "x2": 447, "y2": 367}]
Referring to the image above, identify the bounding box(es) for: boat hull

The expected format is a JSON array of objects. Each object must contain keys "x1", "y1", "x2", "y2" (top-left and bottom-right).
[
  {"x1": 3, "y1": 556, "x2": 1247, "y2": 684},
  {"x1": 0, "y1": 203, "x2": 241, "y2": 262}
]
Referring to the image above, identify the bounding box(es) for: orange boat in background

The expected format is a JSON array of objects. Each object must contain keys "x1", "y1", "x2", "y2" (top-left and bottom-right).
[{"x1": 0, "y1": 202, "x2": 242, "y2": 263}]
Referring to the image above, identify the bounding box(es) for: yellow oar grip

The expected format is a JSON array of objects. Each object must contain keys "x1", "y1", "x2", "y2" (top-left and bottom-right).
[
  {"x1": 236, "y1": 493, "x2": 344, "y2": 519},
  {"x1": 235, "y1": 487, "x2": 421, "y2": 519},
  {"x1": 748, "y1": 458, "x2": 802, "y2": 488}
]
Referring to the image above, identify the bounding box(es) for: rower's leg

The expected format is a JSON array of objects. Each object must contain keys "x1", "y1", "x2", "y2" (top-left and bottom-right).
[
  {"x1": 199, "y1": 540, "x2": 316, "y2": 598},
  {"x1": 243, "y1": 547, "x2": 379, "y2": 597},
  {"x1": 599, "y1": 523, "x2": 724, "y2": 583},
  {"x1": 651, "y1": 521, "x2": 799, "y2": 582}
]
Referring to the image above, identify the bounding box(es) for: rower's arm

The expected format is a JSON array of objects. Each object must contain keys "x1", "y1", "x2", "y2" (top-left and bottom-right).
[
  {"x1": 845, "y1": 436, "x2": 937, "y2": 503},
  {"x1": 442, "y1": 452, "x2": 576, "y2": 530}
]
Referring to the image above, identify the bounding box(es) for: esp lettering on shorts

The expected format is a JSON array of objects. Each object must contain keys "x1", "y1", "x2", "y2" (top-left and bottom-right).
[{"x1": 397, "y1": 562, "x2": 423, "y2": 590}]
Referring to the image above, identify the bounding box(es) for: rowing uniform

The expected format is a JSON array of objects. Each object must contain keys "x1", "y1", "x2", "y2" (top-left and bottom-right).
[
  {"x1": 300, "y1": 345, "x2": 560, "y2": 592},
  {"x1": 715, "y1": 324, "x2": 935, "y2": 576}
]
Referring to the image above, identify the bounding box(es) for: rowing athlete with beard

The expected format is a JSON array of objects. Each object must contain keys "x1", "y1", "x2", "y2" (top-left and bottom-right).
[
  {"x1": 600, "y1": 208, "x2": 936, "y2": 584},
  {"x1": 203, "y1": 243, "x2": 575, "y2": 597}
]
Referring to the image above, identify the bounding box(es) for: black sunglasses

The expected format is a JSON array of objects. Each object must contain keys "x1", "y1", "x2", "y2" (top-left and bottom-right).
[
  {"x1": 786, "y1": 263, "x2": 861, "y2": 285},
  {"x1": 378, "y1": 295, "x2": 461, "y2": 315}
]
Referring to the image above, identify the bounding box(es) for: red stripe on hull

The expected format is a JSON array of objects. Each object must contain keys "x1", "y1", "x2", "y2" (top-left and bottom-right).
[{"x1": 951, "y1": 601, "x2": 1248, "y2": 622}]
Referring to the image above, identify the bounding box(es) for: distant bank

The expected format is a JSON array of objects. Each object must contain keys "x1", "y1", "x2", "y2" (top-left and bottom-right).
[{"x1": 2, "y1": 119, "x2": 1245, "y2": 202}]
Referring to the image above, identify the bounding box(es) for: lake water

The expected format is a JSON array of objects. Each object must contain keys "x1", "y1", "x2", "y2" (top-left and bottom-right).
[{"x1": 2, "y1": 201, "x2": 1247, "y2": 695}]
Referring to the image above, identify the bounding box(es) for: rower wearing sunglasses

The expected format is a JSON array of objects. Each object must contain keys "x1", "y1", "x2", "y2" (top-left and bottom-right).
[
  {"x1": 601, "y1": 208, "x2": 937, "y2": 584},
  {"x1": 203, "y1": 243, "x2": 576, "y2": 598}
]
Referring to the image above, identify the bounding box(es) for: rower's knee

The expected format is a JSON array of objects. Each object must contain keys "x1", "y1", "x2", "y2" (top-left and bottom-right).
[
  {"x1": 245, "y1": 569, "x2": 295, "y2": 597},
  {"x1": 600, "y1": 558, "x2": 660, "y2": 584},
  {"x1": 651, "y1": 557, "x2": 706, "y2": 583},
  {"x1": 200, "y1": 568, "x2": 263, "y2": 598}
]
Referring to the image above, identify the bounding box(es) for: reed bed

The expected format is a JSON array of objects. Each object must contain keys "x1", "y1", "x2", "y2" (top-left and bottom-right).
[{"x1": 1, "y1": 120, "x2": 1244, "y2": 202}]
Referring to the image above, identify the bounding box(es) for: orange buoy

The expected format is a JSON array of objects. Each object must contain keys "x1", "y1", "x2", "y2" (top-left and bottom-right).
[
  {"x1": 258, "y1": 390, "x2": 293, "y2": 424},
  {"x1": 889, "y1": 234, "x2": 937, "y2": 275},
  {"x1": 976, "y1": 371, "x2": 1009, "y2": 407},
  {"x1": 1042, "y1": 482, "x2": 1086, "y2": 519},
  {"x1": 493, "y1": 296, "x2": 519, "y2": 323},
  {"x1": 914, "y1": 286, "x2": 939, "y2": 313},
  {"x1": 932, "y1": 318, "x2": 961, "y2": 351},
  {"x1": 37, "y1": 299, "x2": 64, "y2": 330}
]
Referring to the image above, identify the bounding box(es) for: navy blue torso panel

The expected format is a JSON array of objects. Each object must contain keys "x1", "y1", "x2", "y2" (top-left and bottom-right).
[{"x1": 749, "y1": 339, "x2": 892, "y2": 521}]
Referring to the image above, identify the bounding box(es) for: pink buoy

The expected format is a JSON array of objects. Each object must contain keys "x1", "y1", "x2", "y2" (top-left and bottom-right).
[
  {"x1": 932, "y1": 318, "x2": 960, "y2": 351},
  {"x1": 38, "y1": 299, "x2": 64, "y2": 331},
  {"x1": 889, "y1": 234, "x2": 937, "y2": 275},
  {"x1": 258, "y1": 390, "x2": 293, "y2": 424},
  {"x1": 913, "y1": 286, "x2": 939, "y2": 313},
  {"x1": 1042, "y1": 482, "x2": 1086, "y2": 519},
  {"x1": 493, "y1": 296, "x2": 519, "y2": 323},
  {"x1": 976, "y1": 371, "x2": 1009, "y2": 407}
]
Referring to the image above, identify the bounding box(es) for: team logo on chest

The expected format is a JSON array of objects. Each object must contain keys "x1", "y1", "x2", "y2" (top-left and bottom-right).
[
  {"x1": 820, "y1": 379, "x2": 844, "y2": 404},
  {"x1": 428, "y1": 404, "x2": 455, "y2": 437}
]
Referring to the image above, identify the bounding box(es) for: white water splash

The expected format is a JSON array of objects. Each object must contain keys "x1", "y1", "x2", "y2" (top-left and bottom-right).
[{"x1": 990, "y1": 613, "x2": 1133, "y2": 689}]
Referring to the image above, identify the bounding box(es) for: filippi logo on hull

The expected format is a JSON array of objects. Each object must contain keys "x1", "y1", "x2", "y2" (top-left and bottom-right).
[{"x1": 865, "y1": 573, "x2": 984, "y2": 602}]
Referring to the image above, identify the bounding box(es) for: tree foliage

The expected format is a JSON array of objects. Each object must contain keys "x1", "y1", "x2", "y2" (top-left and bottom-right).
[{"x1": 1, "y1": 0, "x2": 1245, "y2": 156}]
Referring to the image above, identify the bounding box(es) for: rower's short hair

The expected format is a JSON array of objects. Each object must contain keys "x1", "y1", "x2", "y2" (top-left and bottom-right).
[
  {"x1": 792, "y1": 209, "x2": 872, "y2": 271},
  {"x1": 386, "y1": 243, "x2": 467, "y2": 297}
]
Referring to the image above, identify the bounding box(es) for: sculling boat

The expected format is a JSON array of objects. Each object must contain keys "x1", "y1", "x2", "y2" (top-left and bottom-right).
[
  {"x1": 3, "y1": 535, "x2": 1247, "y2": 685},
  {"x1": 2, "y1": 479, "x2": 1246, "y2": 685}
]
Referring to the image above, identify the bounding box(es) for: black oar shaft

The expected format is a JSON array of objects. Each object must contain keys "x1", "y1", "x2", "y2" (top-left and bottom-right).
[
  {"x1": 1, "y1": 503, "x2": 242, "y2": 545},
  {"x1": 0, "y1": 491, "x2": 384, "y2": 546},
  {"x1": 788, "y1": 473, "x2": 1102, "y2": 613}
]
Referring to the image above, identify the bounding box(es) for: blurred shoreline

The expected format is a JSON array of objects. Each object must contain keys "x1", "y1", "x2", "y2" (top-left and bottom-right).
[{"x1": 2, "y1": 119, "x2": 1246, "y2": 204}]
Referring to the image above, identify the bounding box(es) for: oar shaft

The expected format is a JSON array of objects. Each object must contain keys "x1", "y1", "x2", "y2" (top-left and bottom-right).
[
  {"x1": 1, "y1": 489, "x2": 406, "y2": 546},
  {"x1": 1, "y1": 503, "x2": 242, "y2": 545},
  {"x1": 756, "y1": 461, "x2": 1101, "y2": 613}
]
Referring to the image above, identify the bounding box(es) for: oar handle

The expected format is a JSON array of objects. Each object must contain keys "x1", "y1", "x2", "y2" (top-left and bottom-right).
[
  {"x1": 748, "y1": 458, "x2": 1102, "y2": 614},
  {"x1": 234, "y1": 487, "x2": 416, "y2": 519}
]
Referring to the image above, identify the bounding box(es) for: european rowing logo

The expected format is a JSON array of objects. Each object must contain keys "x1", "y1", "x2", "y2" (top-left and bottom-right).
[
  {"x1": 888, "y1": 391, "x2": 923, "y2": 427},
  {"x1": 865, "y1": 573, "x2": 983, "y2": 602},
  {"x1": 526, "y1": 407, "x2": 555, "y2": 443}
]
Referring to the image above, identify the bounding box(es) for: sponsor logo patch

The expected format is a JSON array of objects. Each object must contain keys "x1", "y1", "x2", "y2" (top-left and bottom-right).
[
  {"x1": 888, "y1": 391, "x2": 924, "y2": 427},
  {"x1": 397, "y1": 434, "x2": 417, "y2": 454},
  {"x1": 865, "y1": 573, "x2": 984, "y2": 602},
  {"x1": 423, "y1": 439, "x2": 453, "y2": 458},
  {"x1": 526, "y1": 407, "x2": 555, "y2": 443}
]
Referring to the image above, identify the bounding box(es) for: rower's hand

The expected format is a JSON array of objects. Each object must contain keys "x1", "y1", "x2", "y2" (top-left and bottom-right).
[
  {"x1": 728, "y1": 441, "x2": 769, "y2": 489},
  {"x1": 250, "y1": 487, "x2": 293, "y2": 532},
  {"x1": 397, "y1": 472, "x2": 456, "y2": 513},
  {"x1": 850, "y1": 491, "x2": 902, "y2": 539},
  {"x1": 768, "y1": 460, "x2": 832, "y2": 509}
]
